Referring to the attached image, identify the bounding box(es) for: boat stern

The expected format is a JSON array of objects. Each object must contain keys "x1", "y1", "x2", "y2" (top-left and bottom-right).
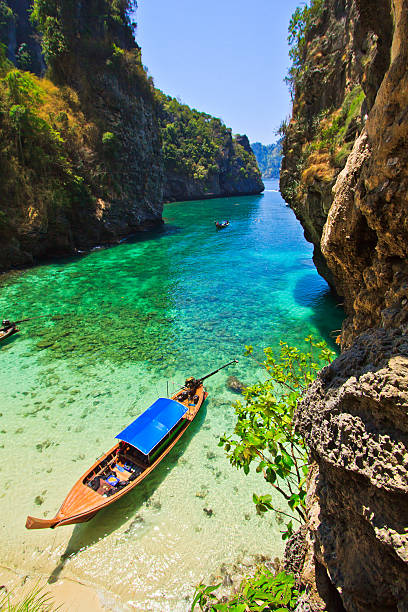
[{"x1": 25, "y1": 515, "x2": 60, "y2": 530}]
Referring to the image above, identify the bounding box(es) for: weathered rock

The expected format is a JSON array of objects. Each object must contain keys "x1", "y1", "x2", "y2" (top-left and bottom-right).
[
  {"x1": 282, "y1": 0, "x2": 408, "y2": 610},
  {"x1": 295, "y1": 329, "x2": 408, "y2": 611},
  {"x1": 322, "y1": 0, "x2": 408, "y2": 347},
  {"x1": 162, "y1": 130, "x2": 264, "y2": 203},
  {"x1": 280, "y1": 0, "x2": 393, "y2": 289}
]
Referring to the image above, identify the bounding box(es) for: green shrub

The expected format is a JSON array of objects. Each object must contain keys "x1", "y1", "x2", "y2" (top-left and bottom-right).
[
  {"x1": 286, "y1": 0, "x2": 324, "y2": 93},
  {"x1": 16, "y1": 43, "x2": 34, "y2": 72},
  {"x1": 220, "y1": 337, "x2": 335, "y2": 539},
  {"x1": 102, "y1": 131, "x2": 115, "y2": 145},
  {"x1": 192, "y1": 567, "x2": 303, "y2": 611}
]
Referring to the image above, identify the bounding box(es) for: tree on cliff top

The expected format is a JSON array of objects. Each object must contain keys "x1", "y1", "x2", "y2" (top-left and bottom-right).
[
  {"x1": 30, "y1": 0, "x2": 152, "y2": 98},
  {"x1": 286, "y1": 0, "x2": 324, "y2": 95}
]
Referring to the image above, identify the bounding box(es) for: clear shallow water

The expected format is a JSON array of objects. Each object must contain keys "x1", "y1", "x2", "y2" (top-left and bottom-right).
[{"x1": 0, "y1": 180, "x2": 343, "y2": 610}]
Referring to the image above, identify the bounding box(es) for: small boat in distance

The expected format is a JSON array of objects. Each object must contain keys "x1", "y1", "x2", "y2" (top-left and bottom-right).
[
  {"x1": 215, "y1": 220, "x2": 229, "y2": 229},
  {"x1": 0, "y1": 320, "x2": 19, "y2": 342},
  {"x1": 26, "y1": 360, "x2": 237, "y2": 530}
]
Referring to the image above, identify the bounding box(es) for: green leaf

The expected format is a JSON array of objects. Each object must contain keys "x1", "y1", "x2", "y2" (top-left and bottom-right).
[{"x1": 281, "y1": 451, "x2": 294, "y2": 469}]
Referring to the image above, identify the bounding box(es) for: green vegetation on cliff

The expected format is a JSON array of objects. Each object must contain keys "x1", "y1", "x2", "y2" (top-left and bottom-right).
[
  {"x1": 156, "y1": 90, "x2": 263, "y2": 201},
  {"x1": 0, "y1": 0, "x2": 162, "y2": 270},
  {"x1": 30, "y1": 0, "x2": 153, "y2": 98},
  {"x1": 220, "y1": 338, "x2": 335, "y2": 539},
  {"x1": 0, "y1": 47, "x2": 91, "y2": 240},
  {"x1": 251, "y1": 141, "x2": 282, "y2": 179},
  {"x1": 280, "y1": 0, "x2": 367, "y2": 284},
  {"x1": 286, "y1": 0, "x2": 324, "y2": 94},
  {"x1": 156, "y1": 90, "x2": 229, "y2": 182},
  {"x1": 192, "y1": 338, "x2": 335, "y2": 610}
]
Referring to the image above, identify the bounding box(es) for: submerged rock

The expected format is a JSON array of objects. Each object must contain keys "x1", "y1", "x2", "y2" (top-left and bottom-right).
[{"x1": 226, "y1": 376, "x2": 245, "y2": 393}]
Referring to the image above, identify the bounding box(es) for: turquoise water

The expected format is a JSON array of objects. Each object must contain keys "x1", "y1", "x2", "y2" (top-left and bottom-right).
[{"x1": 0, "y1": 180, "x2": 343, "y2": 610}]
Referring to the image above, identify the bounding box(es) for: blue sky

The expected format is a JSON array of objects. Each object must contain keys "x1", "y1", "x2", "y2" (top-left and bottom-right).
[{"x1": 135, "y1": 0, "x2": 301, "y2": 144}]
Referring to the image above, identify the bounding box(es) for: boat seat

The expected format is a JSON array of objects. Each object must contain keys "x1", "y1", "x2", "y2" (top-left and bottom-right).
[
  {"x1": 106, "y1": 474, "x2": 120, "y2": 486},
  {"x1": 96, "y1": 480, "x2": 113, "y2": 496},
  {"x1": 123, "y1": 451, "x2": 147, "y2": 468}
]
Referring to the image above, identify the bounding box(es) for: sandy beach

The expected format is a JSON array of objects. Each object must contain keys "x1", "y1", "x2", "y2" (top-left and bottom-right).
[{"x1": 0, "y1": 565, "x2": 109, "y2": 611}]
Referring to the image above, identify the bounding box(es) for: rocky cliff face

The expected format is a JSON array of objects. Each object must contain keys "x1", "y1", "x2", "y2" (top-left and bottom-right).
[
  {"x1": 281, "y1": 0, "x2": 408, "y2": 610},
  {"x1": 156, "y1": 92, "x2": 264, "y2": 202},
  {"x1": 0, "y1": 3, "x2": 263, "y2": 272},
  {"x1": 280, "y1": 0, "x2": 385, "y2": 286},
  {"x1": 3, "y1": 0, "x2": 45, "y2": 74},
  {"x1": 164, "y1": 132, "x2": 263, "y2": 202},
  {"x1": 0, "y1": 0, "x2": 163, "y2": 272}
]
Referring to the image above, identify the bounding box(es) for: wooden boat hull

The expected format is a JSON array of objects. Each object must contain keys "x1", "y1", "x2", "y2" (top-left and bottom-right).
[
  {"x1": 26, "y1": 386, "x2": 207, "y2": 529},
  {"x1": 0, "y1": 326, "x2": 19, "y2": 342}
]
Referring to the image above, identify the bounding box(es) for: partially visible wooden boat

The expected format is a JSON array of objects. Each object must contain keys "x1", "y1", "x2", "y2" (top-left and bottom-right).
[
  {"x1": 0, "y1": 324, "x2": 19, "y2": 342},
  {"x1": 26, "y1": 386, "x2": 207, "y2": 529}
]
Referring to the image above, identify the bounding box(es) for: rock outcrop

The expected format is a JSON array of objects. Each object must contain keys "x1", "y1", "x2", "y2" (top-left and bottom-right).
[
  {"x1": 0, "y1": 2, "x2": 264, "y2": 272},
  {"x1": 281, "y1": 0, "x2": 408, "y2": 609},
  {"x1": 280, "y1": 0, "x2": 391, "y2": 286},
  {"x1": 251, "y1": 140, "x2": 282, "y2": 179},
  {"x1": 0, "y1": 0, "x2": 163, "y2": 272},
  {"x1": 156, "y1": 91, "x2": 264, "y2": 202},
  {"x1": 295, "y1": 329, "x2": 408, "y2": 611}
]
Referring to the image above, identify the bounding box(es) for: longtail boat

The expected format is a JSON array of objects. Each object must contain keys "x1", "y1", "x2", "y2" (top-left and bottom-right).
[
  {"x1": 0, "y1": 315, "x2": 49, "y2": 343},
  {"x1": 215, "y1": 220, "x2": 229, "y2": 229},
  {"x1": 26, "y1": 360, "x2": 237, "y2": 530},
  {"x1": 0, "y1": 323, "x2": 19, "y2": 342}
]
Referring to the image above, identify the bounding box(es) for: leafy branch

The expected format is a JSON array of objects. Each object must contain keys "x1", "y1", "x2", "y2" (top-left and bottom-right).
[
  {"x1": 192, "y1": 567, "x2": 303, "y2": 611},
  {"x1": 285, "y1": 0, "x2": 324, "y2": 95},
  {"x1": 219, "y1": 336, "x2": 335, "y2": 539}
]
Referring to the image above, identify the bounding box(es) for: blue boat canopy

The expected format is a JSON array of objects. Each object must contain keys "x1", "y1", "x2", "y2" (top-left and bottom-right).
[{"x1": 115, "y1": 398, "x2": 188, "y2": 456}]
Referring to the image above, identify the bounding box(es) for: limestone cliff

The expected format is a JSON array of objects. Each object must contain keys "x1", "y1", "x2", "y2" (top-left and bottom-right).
[
  {"x1": 0, "y1": 0, "x2": 163, "y2": 272},
  {"x1": 280, "y1": 0, "x2": 385, "y2": 285},
  {"x1": 281, "y1": 1, "x2": 408, "y2": 610},
  {"x1": 156, "y1": 91, "x2": 264, "y2": 202}
]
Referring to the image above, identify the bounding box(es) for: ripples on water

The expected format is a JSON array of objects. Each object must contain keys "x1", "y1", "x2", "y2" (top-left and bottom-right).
[{"x1": 0, "y1": 180, "x2": 343, "y2": 610}]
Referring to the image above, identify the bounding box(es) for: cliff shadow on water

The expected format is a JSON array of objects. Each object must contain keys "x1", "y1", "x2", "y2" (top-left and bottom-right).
[{"x1": 293, "y1": 272, "x2": 343, "y2": 350}]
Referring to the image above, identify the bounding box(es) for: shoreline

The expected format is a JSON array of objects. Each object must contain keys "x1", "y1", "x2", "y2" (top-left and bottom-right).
[
  {"x1": 0, "y1": 218, "x2": 165, "y2": 279},
  {"x1": 0, "y1": 563, "x2": 112, "y2": 611},
  {"x1": 0, "y1": 188, "x2": 271, "y2": 279}
]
